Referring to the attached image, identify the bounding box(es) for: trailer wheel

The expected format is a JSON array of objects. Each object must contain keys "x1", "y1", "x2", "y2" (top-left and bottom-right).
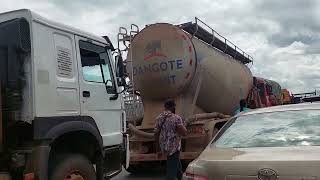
[{"x1": 50, "y1": 154, "x2": 96, "y2": 180}]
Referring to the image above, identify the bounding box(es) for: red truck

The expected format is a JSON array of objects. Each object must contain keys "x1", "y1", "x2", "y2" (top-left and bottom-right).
[{"x1": 247, "y1": 77, "x2": 282, "y2": 109}]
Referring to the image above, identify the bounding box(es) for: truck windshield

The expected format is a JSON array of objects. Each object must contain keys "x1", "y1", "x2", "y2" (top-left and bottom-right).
[{"x1": 212, "y1": 110, "x2": 320, "y2": 148}]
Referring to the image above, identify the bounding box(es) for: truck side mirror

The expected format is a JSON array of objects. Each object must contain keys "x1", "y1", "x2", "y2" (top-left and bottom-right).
[
  {"x1": 105, "y1": 79, "x2": 119, "y2": 100},
  {"x1": 116, "y1": 55, "x2": 125, "y2": 78},
  {"x1": 105, "y1": 79, "x2": 116, "y2": 94},
  {"x1": 115, "y1": 55, "x2": 126, "y2": 87}
]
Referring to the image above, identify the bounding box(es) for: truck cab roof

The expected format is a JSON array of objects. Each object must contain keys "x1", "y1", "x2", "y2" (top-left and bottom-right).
[{"x1": 0, "y1": 9, "x2": 110, "y2": 46}]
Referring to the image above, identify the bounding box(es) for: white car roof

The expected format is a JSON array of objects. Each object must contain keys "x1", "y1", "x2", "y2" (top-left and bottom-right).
[{"x1": 241, "y1": 102, "x2": 320, "y2": 116}]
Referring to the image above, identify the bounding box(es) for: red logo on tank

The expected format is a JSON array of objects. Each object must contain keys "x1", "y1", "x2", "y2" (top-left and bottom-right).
[{"x1": 144, "y1": 40, "x2": 167, "y2": 61}]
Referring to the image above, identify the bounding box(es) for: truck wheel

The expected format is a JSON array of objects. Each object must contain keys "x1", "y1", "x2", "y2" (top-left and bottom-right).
[{"x1": 50, "y1": 154, "x2": 96, "y2": 180}]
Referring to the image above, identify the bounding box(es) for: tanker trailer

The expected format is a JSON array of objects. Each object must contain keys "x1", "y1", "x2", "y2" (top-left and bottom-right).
[{"x1": 119, "y1": 18, "x2": 253, "y2": 172}]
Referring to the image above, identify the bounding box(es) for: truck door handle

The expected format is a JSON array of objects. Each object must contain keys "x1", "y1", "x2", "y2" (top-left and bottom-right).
[{"x1": 83, "y1": 91, "x2": 90, "y2": 97}]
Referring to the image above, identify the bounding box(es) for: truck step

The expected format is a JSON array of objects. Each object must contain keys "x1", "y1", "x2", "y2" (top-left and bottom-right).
[{"x1": 104, "y1": 169, "x2": 122, "y2": 180}]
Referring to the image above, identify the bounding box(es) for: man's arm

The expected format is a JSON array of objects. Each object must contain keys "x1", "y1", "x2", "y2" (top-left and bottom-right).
[
  {"x1": 176, "y1": 117, "x2": 188, "y2": 136},
  {"x1": 177, "y1": 124, "x2": 187, "y2": 136},
  {"x1": 154, "y1": 115, "x2": 161, "y2": 133}
]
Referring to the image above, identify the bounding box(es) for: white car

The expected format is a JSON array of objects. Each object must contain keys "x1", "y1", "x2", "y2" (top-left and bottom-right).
[{"x1": 184, "y1": 103, "x2": 320, "y2": 180}]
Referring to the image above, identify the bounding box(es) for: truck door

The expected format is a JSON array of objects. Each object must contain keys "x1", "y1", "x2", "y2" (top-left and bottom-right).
[{"x1": 75, "y1": 36, "x2": 122, "y2": 146}]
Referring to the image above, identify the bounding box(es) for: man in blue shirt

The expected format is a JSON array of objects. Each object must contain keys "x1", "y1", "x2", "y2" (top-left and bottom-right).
[{"x1": 234, "y1": 99, "x2": 251, "y2": 115}]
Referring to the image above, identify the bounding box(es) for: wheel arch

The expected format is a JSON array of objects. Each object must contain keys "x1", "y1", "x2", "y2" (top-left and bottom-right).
[
  {"x1": 33, "y1": 116, "x2": 106, "y2": 179},
  {"x1": 45, "y1": 120, "x2": 103, "y2": 149},
  {"x1": 33, "y1": 116, "x2": 104, "y2": 169}
]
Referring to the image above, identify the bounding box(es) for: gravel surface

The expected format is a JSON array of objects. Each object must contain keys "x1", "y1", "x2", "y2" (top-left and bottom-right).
[{"x1": 112, "y1": 168, "x2": 165, "y2": 180}]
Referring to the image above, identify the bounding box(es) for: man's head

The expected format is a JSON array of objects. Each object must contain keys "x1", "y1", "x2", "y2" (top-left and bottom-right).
[
  {"x1": 164, "y1": 99, "x2": 176, "y2": 113},
  {"x1": 240, "y1": 99, "x2": 247, "y2": 108}
]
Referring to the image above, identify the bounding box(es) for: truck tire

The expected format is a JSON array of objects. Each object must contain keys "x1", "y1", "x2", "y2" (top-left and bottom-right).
[{"x1": 50, "y1": 154, "x2": 96, "y2": 180}]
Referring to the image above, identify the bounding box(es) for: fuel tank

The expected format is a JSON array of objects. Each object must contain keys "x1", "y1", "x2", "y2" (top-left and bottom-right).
[{"x1": 127, "y1": 23, "x2": 253, "y2": 120}]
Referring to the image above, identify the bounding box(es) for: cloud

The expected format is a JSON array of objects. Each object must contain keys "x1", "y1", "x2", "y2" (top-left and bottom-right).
[
  {"x1": 1, "y1": 0, "x2": 319, "y2": 93},
  {"x1": 254, "y1": 0, "x2": 320, "y2": 48}
]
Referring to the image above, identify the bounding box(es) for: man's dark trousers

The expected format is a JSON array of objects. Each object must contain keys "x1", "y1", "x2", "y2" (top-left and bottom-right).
[{"x1": 166, "y1": 151, "x2": 183, "y2": 180}]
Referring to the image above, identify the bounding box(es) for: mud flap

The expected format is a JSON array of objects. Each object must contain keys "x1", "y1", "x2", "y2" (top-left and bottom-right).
[
  {"x1": 125, "y1": 134, "x2": 130, "y2": 169},
  {"x1": 25, "y1": 144, "x2": 50, "y2": 180}
]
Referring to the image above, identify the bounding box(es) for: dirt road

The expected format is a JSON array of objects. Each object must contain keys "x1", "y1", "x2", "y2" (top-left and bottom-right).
[{"x1": 113, "y1": 168, "x2": 165, "y2": 180}]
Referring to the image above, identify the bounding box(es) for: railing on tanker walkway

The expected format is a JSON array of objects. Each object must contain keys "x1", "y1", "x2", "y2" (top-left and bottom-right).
[{"x1": 178, "y1": 17, "x2": 254, "y2": 65}]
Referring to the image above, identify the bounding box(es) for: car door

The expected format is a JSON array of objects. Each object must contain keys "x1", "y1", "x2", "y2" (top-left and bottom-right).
[{"x1": 75, "y1": 36, "x2": 122, "y2": 147}]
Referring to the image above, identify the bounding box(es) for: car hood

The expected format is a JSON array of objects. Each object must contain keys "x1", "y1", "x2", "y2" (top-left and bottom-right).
[
  {"x1": 198, "y1": 146, "x2": 320, "y2": 161},
  {"x1": 188, "y1": 146, "x2": 320, "y2": 180}
]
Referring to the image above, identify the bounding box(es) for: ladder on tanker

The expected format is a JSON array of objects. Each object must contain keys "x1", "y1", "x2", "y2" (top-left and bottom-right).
[
  {"x1": 116, "y1": 24, "x2": 144, "y2": 125},
  {"x1": 116, "y1": 24, "x2": 139, "y2": 95},
  {"x1": 178, "y1": 17, "x2": 253, "y2": 64}
]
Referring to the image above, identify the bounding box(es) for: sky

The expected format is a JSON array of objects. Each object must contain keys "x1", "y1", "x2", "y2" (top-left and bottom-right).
[{"x1": 1, "y1": 0, "x2": 320, "y2": 94}]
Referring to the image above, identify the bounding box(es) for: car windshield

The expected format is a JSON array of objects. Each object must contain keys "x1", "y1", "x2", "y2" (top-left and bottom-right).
[{"x1": 212, "y1": 110, "x2": 320, "y2": 148}]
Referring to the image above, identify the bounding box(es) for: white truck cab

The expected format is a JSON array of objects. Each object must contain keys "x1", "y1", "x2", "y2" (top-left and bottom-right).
[{"x1": 0, "y1": 9, "x2": 127, "y2": 180}]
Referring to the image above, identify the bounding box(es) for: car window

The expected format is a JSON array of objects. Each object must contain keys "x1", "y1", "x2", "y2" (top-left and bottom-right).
[{"x1": 212, "y1": 110, "x2": 320, "y2": 148}]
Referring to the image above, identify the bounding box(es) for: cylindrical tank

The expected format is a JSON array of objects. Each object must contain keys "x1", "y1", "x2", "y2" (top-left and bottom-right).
[{"x1": 127, "y1": 23, "x2": 253, "y2": 116}]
